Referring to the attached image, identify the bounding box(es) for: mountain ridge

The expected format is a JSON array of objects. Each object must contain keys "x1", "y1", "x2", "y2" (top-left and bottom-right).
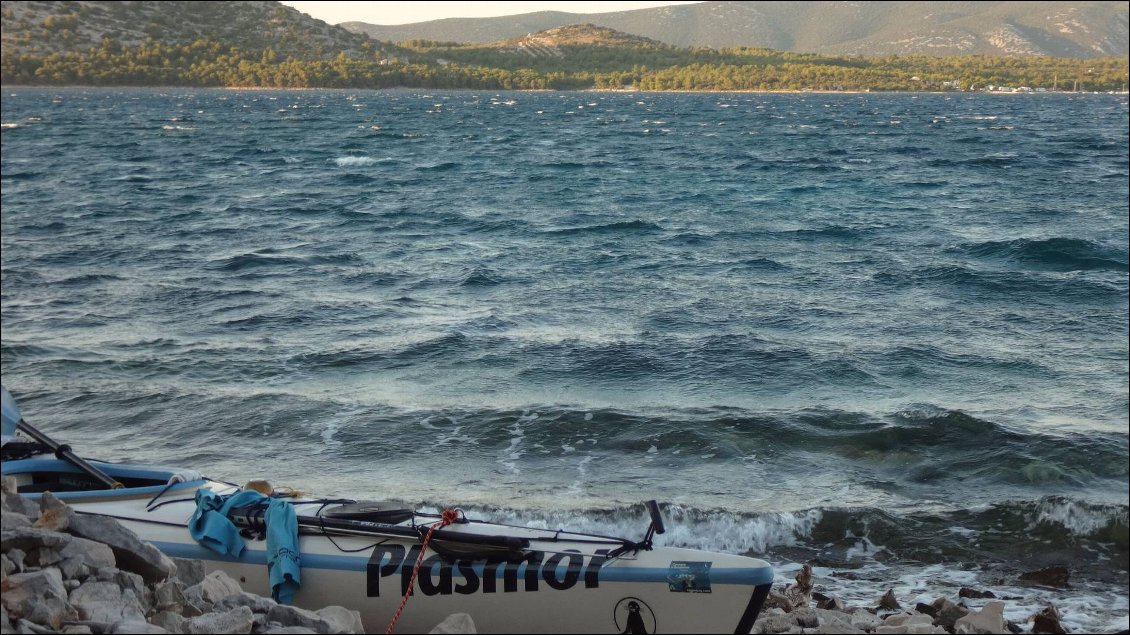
[
  {"x1": 340, "y1": 1, "x2": 1129, "y2": 59},
  {"x1": 2, "y1": 1, "x2": 1126, "y2": 91}
]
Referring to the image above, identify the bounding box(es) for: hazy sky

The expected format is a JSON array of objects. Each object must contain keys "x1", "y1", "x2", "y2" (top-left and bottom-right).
[{"x1": 279, "y1": 2, "x2": 702, "y2": 26}]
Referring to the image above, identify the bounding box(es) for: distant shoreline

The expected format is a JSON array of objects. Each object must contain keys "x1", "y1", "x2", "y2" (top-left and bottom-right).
[{"x1": 1, "y1": 84, "x2": 1126, "y2": 96}]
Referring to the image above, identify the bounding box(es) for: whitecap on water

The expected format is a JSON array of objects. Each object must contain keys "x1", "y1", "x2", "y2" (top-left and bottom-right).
[{"x1": 332, "y1": 156, "x2": 378, "y2": 167}]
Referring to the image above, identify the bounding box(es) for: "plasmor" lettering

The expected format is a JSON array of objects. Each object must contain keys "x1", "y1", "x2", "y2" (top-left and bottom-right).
[{"x1": 365, "y1": 546, "x2": 608, "y2": 597}]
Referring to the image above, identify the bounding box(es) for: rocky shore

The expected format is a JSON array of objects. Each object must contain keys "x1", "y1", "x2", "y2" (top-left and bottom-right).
[
  {"x1": 0, "y1": 476, "x2": 1096, "y2": 635},
  {"x1": 749, "y1": 564, "x2": 1081, "y2": 635}
]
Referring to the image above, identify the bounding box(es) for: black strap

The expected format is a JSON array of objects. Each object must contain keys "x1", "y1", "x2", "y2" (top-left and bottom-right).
[{"x1": 0, "y1": 441, "x2": 52, "y2": 461}]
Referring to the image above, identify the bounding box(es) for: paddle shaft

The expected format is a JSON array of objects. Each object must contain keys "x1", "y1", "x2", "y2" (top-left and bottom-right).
[{"x1": 15, "y1": 419, "x2": 123, "y2": 490}]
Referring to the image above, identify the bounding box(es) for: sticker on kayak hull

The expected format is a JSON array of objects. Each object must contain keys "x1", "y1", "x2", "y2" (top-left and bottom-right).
[
  {"x1": 613, "y1": 597, "x2": 656, "y2": 634},
  {"x1": 668, "y1": 560, "x2": 712, "y2": 593}
]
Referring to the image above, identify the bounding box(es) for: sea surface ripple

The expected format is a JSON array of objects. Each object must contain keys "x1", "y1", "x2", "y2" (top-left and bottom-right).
[{"x1": 2, "y1": 88, "x2": 1127, "y2": 630}]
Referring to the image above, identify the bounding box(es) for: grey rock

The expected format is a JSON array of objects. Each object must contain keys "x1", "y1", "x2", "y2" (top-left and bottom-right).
[
  {"x1": 1, "y1": 482, "x2": 40, "y2": 519},
  {"x1": 813, "y1": 624, "x2": 863, "y2": 634},
  {"x1": 764, "y1": 592, "x2": 796, "y2": 613},
  {"x1": 1, "y1": 554, "x2": 15, "y2": 577},
  {"x1": 792, "y1": 608, "x2": 820, "y2": 628},
  {"x1": 184, "y1": 571, "x2": 242, "y2": 606},
  {"x1": 1, "y1": 526, "x2": 73, "y2": 554},
  {"x1": 1031, "y1": 605, "x2": 1067, "y2": 634},
  {"x1": 152, "y1": 580, "x2": 186, "y2": 613},
  {"x1": 6, "y1": 549, "x2": 27, "y2": 575},
  {"x1": 110, "y1": 619, "x2": 168, "y2": 634},
  {"x1": 954, "y1": 601, "x2": 1008, "y2": 635},
  {"x1": 931, "y1": 597, "x2": 970, "y2": 630},
  {"x1": 179, "y1": 589, "x2": 211, "y2": 618},
  {"x1": 186, "y1": 606, "x2": 253, "y2": 635},
  {"x1": 429, "y1": 613, "x2": 477, "y2": 634},
  {"x1": 61, "y1": 626, "x2": 95, "y2": 634},
  {"x1": 883, "y1": 613, "x2": 934, "y2": 627},
  {"x1": 171, "y1": 559, "x2": 205, "y2": 588},
  {"x1": 96, "y1": 566, "x2": 121, "y2": 582},
  {"x1": 1, "y1": 569, "x2": 69, "y2": 620},
  {"x1": 68, "y1": 580, "x2": 146, "y2": 624},
  {"x1": 915, "y1": 602, "x2": 938, "y2": 618},
  {"x1": 19, "y1": 597, "x2": 78, "y2": 631},
  {"x1": 215, "y1": 592, "x2": 276, "y2": 615},
  {"x1": 755, "y1": 613, "x2": 799, "y2": 634},
  {"x1": 1, "y1": 513, "x2": 33, "y2": 532},
  {"x1": 112, "y1": 570, "x2": 146, "y2": 604},
  {"x1": 28, "y1": 547, "x2": 63, "y2": 568},
  {"x1": 180, "y1": 602, "x2": 205, "y2": 619},
  {"x1": 785, "y1": 564, "x2": 814, "y2": 610},
  {"x1": 314, "y1": 606, "x2": 363, "y2": 634},
  {"x1": 878, "y1": 624, "x2": 948, "y2": 635},
  {"x1": 847, "y1": 609, "x2": 883, "y2": 632},
  {"x1": 35, "y1": 492, "x2": 75, "y2": 532},
  {"x1": 815, "y1": 594, "x2": 845, "y2": 611},
  {"x1": 265, "y1": 605, "x2": 341, "y2": 634},
  {"x1": 812, "y1": 609, "x2": 858, "y2": 632},
  {"x1": 59, "y1": 537, "x2": 117, "y2": 580},
  {"x1": 65, "y1": 514, "x2": 175, "y2": 583},
  {"x1": 148, "y1": 610, "x2": 187, "y2": 634},
  {"x1": 59, "y1": 558, "x2": 92, "y2": 582},
  {"x1": 878, "y1": 589, "x2": 901, "y2": 611},
  {"x1": 14, "y1": 618, "x2": 56, "y2": 635},
  {"x1": 1017, "y1": 566, "x2": 1069, "y2": 589}
]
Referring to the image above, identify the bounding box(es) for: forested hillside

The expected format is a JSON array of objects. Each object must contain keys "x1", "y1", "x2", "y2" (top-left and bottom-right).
[{"x1": 1, "y1": 3, "x2": 1126, "y2": 92}]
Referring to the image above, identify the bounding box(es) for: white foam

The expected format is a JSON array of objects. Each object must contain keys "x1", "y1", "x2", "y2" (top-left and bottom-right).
[
  {"x1": 661, "y1": 507, "x2": 824, "y2": 554},
  {"x1": 1029, "y1": 498, "x2": 1125, "y2": 535},
  {"x1": 332, "y1": 156, "x2": 378, "y2": 167}
]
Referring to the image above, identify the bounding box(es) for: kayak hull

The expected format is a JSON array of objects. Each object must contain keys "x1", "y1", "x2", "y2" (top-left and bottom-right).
[{"x1": 2, "y1": 457, "x2": 772, "y2": 633}]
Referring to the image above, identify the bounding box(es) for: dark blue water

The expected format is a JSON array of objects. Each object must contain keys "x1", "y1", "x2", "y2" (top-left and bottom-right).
[{"x1": 2, "y1": 88, "x2": 1127, "y2": 629}]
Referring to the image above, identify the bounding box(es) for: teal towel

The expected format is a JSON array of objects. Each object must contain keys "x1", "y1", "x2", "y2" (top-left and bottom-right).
[
  {"x1": 265, "y1": 497, "x2": 301, "y2": 604},
  {"x1": 187, "y1": 489, "x2": 302, "y2": 604},
  {"x1": 188, "y1": 489, "x2": 266, "y2": 557}
]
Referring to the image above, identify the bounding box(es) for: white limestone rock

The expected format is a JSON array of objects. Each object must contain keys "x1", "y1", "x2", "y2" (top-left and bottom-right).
[
  {"x1": 314, "y1": 606, "x2": 363, "y2": 634},
  {"x1": 954, "y1": 601, "x2": 1008, "y2": 635},
  {"x1": 184, "y1": 570, "x2": 243, "y2": 606},
  {"x1": 110, "y1": 619, "x2": 169, "y2": 634},
  {"x1": 429, "y1": 613, "x2": 478, "y2": 634},
  {"x1": 67, "y1": 580, "x2": 146, "y2": 624},
  {"x1": 186, "y1": 606, "x2": 254, "y2": 635},
  {"x1": 265, "y1": 604, "x2": 351, "y2": 634}
]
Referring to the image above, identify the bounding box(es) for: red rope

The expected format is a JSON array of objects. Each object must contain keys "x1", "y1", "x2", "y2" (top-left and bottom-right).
[{"x1": 385, "y1": 508, "x2": 459, "y2": 634}]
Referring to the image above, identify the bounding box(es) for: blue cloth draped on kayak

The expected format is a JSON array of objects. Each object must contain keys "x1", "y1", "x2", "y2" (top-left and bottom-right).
[
  {"x1": 188, "y1": 488, "x2": 301, "y2": 604},
  {"x1": 264, "y1": 497, "x2": 300, "y2": 605}
]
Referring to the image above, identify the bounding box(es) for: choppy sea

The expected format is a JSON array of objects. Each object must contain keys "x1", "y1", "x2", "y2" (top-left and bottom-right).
[{"x1": 2, "y1": 88, "x2": 1127, "y2": 631}]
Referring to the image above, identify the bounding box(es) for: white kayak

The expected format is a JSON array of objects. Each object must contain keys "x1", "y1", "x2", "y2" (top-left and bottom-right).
[{"x1": 1, "y1": 454, "x2": 773, "y2": 634}]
